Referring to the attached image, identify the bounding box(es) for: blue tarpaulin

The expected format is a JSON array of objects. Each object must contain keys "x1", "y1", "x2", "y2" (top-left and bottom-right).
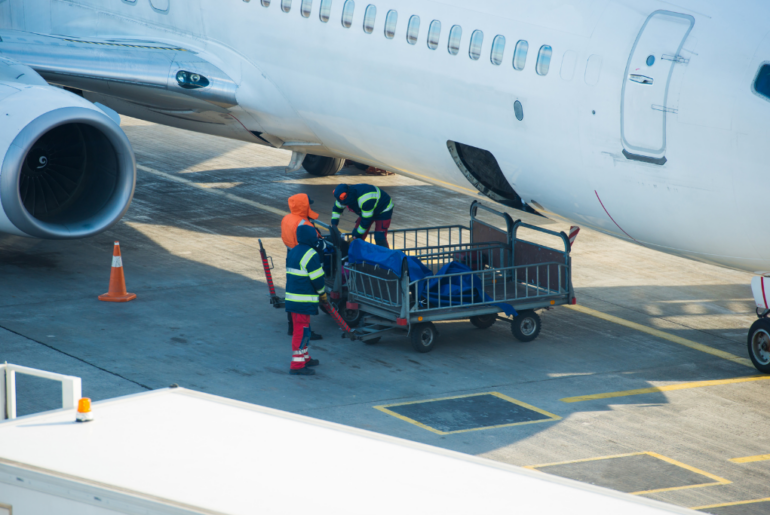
[
  {"x1": 348, "y1": 240, "x2": 516, "y2": 316},
  {"x1": 423, "y1": 262, "x2": 517, "y2": 316},
  {"x1": 348, "y1": 239, "x2": 431, "y2": 280}
]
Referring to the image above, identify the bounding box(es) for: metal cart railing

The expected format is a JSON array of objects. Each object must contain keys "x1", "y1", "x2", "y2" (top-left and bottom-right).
[{"x1": 344, "y1": 201, "x2": 575, "y2": 352}]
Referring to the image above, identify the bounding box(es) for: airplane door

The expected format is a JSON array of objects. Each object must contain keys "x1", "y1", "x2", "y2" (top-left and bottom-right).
[{"x1": 621, "y1": 11, "x2": 694, "y2": 165}]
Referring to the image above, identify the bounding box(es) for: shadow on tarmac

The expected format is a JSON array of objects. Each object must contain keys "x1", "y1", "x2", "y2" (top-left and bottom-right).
[{"x1": 0, "y1": 123, "x2": 756, "y2": 458}]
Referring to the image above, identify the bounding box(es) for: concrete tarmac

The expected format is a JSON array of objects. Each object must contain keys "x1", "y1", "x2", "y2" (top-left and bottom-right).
[{"x1": 1, "y1": 117, "x2": 769, "y2": 513}]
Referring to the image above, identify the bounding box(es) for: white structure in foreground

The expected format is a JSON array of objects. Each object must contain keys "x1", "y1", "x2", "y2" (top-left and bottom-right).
[{"x1": 0, "y1": 388, "x2": 696, "y2": 515}]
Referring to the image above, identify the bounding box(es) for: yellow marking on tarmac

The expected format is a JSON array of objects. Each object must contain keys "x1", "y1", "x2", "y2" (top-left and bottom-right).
[
  {"x1": 561, "y1": 376, "x2": 770, "y2": 403},
  {"x1": 729, "y1": 453, "x2": 770, "y2": 464},
  {"x1": 567, "y1": 304, "x2": 754, "y2": 368},
  {"x1": 692, "y1": 497, "x2": 770, "y2": 510},
  {"x1": 374, "y1": 392, "x2": 561, "y2": 435},
  {"x1": 658, "y1": 299, "x2": 751, "y2": 304},
  {"x1": 137, "y1": 164, "x2": 287, "y2": 217},
  {"x1": 525, "y1": 452, "x2": 730, "y2": 495}
]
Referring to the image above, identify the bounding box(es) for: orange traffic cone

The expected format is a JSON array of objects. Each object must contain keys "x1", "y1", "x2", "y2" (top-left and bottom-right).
[{"x1": 98, "y1": 241, "x2": 137, "y2": 303}]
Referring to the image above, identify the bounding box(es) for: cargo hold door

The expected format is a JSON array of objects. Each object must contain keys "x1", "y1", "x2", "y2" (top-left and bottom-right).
[{"x1": 621, "y1": 10, "x2": 694, "y2": 165}]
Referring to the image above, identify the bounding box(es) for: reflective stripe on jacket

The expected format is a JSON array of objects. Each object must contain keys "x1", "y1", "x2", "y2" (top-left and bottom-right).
[
  {"x1": 285, "y1": 244, "x2": 325, "y2": 315},
  {"x1": 331, "y1": 185, "x2": 393, "y2": 233}
]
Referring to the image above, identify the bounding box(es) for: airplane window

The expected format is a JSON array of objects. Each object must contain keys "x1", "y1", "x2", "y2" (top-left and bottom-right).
[
  {"x1": 319, "y1": 0, "x2": 331, "y2": 22},
  {"x1": 427, "y1": 20, "x2": 441, "y2": 50},
  {"x1": 407, "y1": 16, "x2": 420, "y2": 45},
  {"x1": 341, "y1": 0, "x2": 354, "y2": 28},
  {"x1": 536, "y1": 45, "x2": 552, "y2": 76},
  {"x1": 469, "y1": 30, "x2": 483, "y2": 61},
  {"x1": 514, "y1": 100, "x2": 524, "y2": 121},
  {"x1": 301, "y1": 0, "x2": 311, "y2": 17},
  {"x1": 513, "y1": 40, "x2": 528, "y2": 70},
  {"x1": 754, "y1": 64, "x2": 770, "y2": 101},
  {"x1": 363, "y1": 5, "x2": 376, "y2": 34},
  {"x1": 448, "y1": 25, "x2": 462, "y2": 56},
  {"x1": 384, "y1": 10, "x2": 398, "y2": 39},
  {"x1": 281, "y1": 0, "x2": 291, "y2": 13},
  {"x1": 490, "y1": 35, "x2": 505, "y2": 66},
  {"x1": 261, "y1": 0, "x2": 270, "y2": 5}
]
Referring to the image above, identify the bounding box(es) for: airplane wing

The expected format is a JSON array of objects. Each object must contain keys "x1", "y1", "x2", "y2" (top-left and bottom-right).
[{"x1": 0, "y1": 29, "x2": 241, "y2": 126}]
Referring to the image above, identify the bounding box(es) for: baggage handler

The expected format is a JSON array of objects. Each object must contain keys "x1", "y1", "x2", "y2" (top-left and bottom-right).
[
  {"x1": 281, "y1": 194, "x2": 324, "y2": 340},
  {"x1": 281, "y1": 193, "x2": 319, "y2": 249},
  {"x1": 331, "y1": 184, "x2": 394, "y2": 248},
  {"x1": 285, "y1": 225, "x2": 327, "y2": 376}
]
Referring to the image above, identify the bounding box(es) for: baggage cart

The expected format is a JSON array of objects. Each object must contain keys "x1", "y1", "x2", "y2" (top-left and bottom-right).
[{"x1": 343, "y1": 201, "x2": 576, "y2": 352}]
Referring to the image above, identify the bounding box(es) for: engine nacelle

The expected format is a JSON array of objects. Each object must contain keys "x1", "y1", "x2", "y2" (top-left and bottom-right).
[{"x1": 0, "y1": 72, "x2": 135, "y2": 239}]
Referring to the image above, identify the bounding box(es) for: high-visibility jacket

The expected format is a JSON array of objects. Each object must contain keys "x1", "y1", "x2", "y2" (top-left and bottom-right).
[
  {"x1": 285, "y1": 225, "x2": 326, "y2": 315},
  {"x1": 281, "y1": 194, "x2": 320, "y2": 249},
  {"x1": 331, "y1": 185, "x2": 394, "y2": 237}
]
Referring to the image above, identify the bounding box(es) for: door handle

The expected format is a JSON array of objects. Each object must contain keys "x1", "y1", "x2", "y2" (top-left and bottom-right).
[{"x1": 629, "y1": 74, "x2": 654, "y2": 85}]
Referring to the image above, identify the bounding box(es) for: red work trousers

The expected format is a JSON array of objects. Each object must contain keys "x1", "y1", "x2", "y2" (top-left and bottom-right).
[
  {"x1": 290, "y1": 313, "x2": 313, "y2": 370},
  {"x1": 353, "y1": 218, "x2": 392, "y2": 248}
]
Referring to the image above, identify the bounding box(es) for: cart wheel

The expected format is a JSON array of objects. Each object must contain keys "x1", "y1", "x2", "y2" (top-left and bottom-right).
[
  {"x1": 748, "y1": 318, "x2": 770, "y2": 373},
  {"x1": 364, "y1": 337, "x2": 382, "y2": 345},
  {"x1": 470, "y1": 314, "x2": 496, "y2": 329},
  {"x1": 411, "y1": 323, "x2": 438, "y2": 353},
  {"x1": 511, "y1": 310, "x2": 541, "y2": 342},
  {"x1": 337, "y1": 300, "x2": 363, "y2": 328}
]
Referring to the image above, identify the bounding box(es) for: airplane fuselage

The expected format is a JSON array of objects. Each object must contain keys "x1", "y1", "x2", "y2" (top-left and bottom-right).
[{"x1": 3, "y1": 0, "x2": 769, "y2": 272}]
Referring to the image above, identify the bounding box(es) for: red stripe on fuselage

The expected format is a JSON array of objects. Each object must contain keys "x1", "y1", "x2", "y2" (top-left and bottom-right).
[{"x1": 595, "y1": 191, "x2": 637, "y2": 243}]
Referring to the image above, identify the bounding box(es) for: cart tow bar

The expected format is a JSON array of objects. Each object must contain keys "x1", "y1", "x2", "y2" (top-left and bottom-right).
[
  {"x1": 258, "y1": 239, "x2": 284, "y2": 309},
  {"x1": 322, "y1": 300, "x2": 354, "y2": 337}
]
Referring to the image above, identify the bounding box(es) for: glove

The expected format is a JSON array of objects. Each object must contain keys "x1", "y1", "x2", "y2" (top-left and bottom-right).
[
  {"x1": 319, "y1": 293, "x2": 328, "y2": 304},
  {"x1": 314, "y1": 239, "x2": 328, "y2": 253}
]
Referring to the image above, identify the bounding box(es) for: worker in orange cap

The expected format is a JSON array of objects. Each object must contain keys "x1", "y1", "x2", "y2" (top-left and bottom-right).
[{"x1": 281, "y1": 193, "x2": 324, "y2": 340}]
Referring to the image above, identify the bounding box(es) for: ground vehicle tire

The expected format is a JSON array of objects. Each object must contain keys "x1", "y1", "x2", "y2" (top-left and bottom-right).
[
  {"x1": 470, "y1": 314, "x2": 496, "y2": 329},
  {"x1": 364, "y1": 337, "x2": 381, "y2": 345},
  {"x1": 410, "y1": 323, "x2": 438, "y2": 353},
  {"x1": 748, "y1": 318, "x2": 770, "y2": 373},
  {"x1": 336, "y1": 299, "x2": 363, "y2": 328},
  {"x1": 511, "y1": 310, "x2": 541, "y2": 342},
  {"x1": 302, "y1": 155, "x2": 345, "y2": 177}
]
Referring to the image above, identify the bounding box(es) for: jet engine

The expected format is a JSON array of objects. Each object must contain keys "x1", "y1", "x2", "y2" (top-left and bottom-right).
[{"x1": 0, "y1": 63, "x2": 135, "y2": 239}]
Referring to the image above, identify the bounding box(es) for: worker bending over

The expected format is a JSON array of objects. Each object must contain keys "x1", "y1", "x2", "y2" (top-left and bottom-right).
[
  {"x1": 331, "y1": 184, "x2": 394, "y2": 248},
  {"x1": 285, "y1": 225, "x2": 327, "y2": 376},
  {"x1": 281, "y1": 193, "x2": 324, "y2": 340}
]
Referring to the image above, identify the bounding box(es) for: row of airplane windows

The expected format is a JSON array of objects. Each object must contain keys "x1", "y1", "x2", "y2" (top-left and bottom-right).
[{"x1": 249, "y1": 0, "x2": 554, "y2": 76}]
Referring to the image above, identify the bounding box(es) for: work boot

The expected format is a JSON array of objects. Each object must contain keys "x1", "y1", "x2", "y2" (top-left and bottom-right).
[
  {"x1": 310, "y1": 332, "x2": 323, "y2": 341},
  {"x1": 305, "y1": 358, "x2": 320, "y2": 367},
  {"x1": 289, "y1": 367, "x2": 316, "y2": 376}
]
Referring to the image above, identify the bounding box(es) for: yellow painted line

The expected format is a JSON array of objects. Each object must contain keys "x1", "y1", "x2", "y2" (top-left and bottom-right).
[
  {"x1": 692, "y1": 497, "x2": 770, "y2": 510},
  {"x1": 644, "y1": 452, "x2": 729, "y2": 485},
  {"x1": 137, "y1": 164, "x2": 288, "y2": 218},
  {"x1": 374, "y1": 392, "x2": 561, "y2": 435},
  {"x1": 561, "y1": 375, "x2": 770, "y2": 403},
  {"x1": 567, "y1": 304, "x2": 754, "y2": 368},
  {"x1": 525, "y1": 451, "x2": 730, "y2": 496},
  {"x1": 729, "y1": 453, "x2": 770, "y2": 464},
  {"x1": 522, "y1": 451, "x2": 647, "y2": 470}
]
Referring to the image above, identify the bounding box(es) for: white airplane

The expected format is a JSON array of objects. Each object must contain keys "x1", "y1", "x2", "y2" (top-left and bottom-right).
[{"x1": 1, "y1": 0, "x2": 770, "y2": 370}]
